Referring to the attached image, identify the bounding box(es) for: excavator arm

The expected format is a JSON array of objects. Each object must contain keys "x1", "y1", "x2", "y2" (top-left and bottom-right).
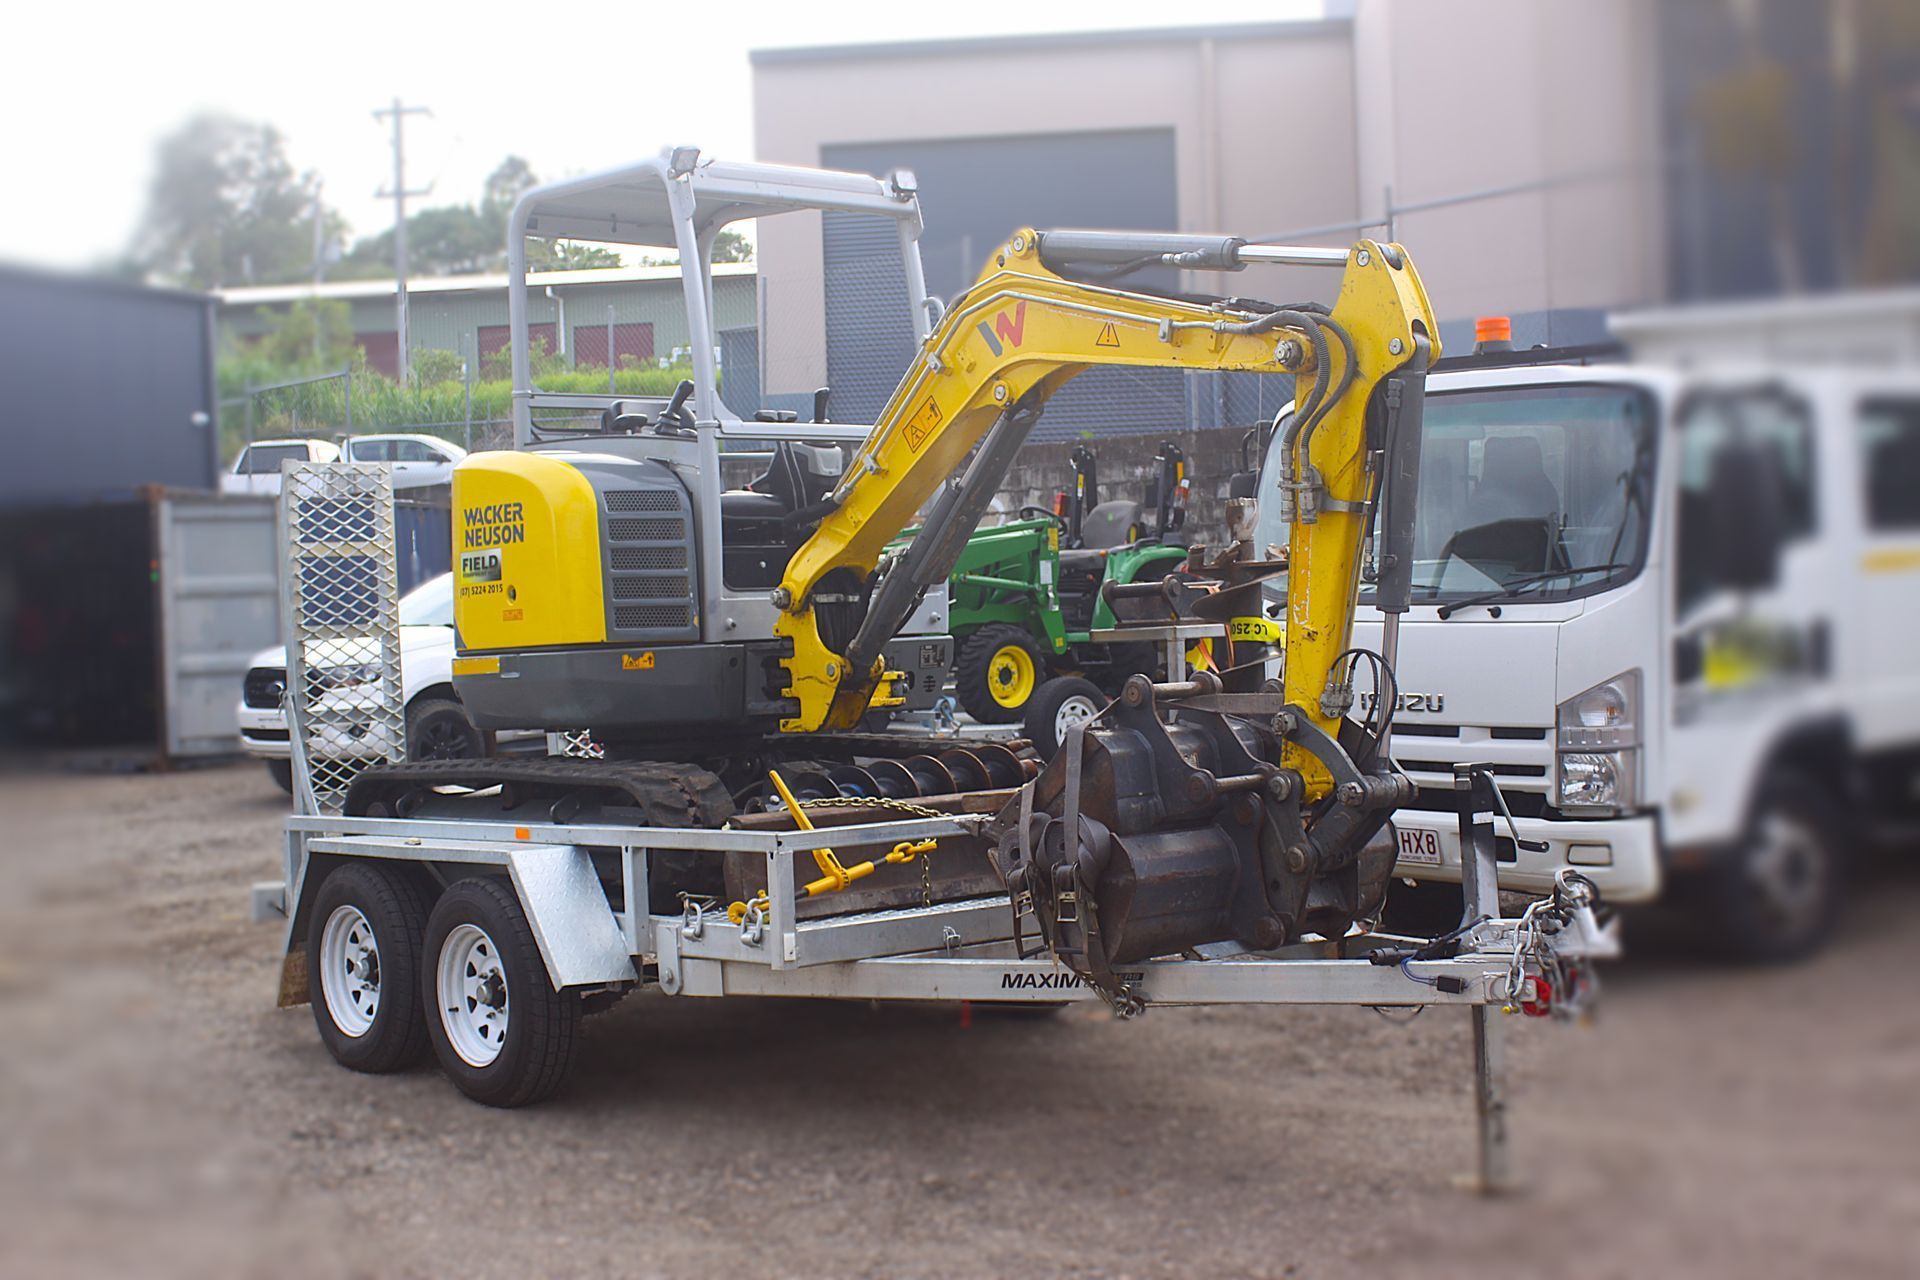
[{"x1": 773, "y1": 229, "x2": 1438, "y2": 797}]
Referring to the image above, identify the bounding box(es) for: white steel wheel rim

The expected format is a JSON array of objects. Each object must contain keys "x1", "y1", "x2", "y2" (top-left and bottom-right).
[
  {"x1": 319, "y1": 904, "x2": 381, "y2": 1038},
  {"x1": 438, "y1": 923, "x2": 509, "y2": 1068},
  {"x1": 1053, "y1": 694, "x2": 1100, "y2": 744}
]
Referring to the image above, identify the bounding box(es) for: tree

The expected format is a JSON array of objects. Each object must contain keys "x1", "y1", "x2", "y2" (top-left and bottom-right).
[
  {"x1": 334, "y1": 154, "x2": 620, "y2": 279},
  {"x1": 130, "y1": 114, "x2": 340, "y2": 288},
  {"x1": 711, "y1": 229, "x2": 754, "y2": 263}
]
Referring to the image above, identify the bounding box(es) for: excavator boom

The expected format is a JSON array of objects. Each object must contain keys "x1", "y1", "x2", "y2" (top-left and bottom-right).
[{"x1": 774, "y1": 228, "x2": 1439, "y2": 802}]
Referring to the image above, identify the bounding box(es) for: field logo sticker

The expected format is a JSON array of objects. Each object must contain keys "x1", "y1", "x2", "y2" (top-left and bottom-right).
[
  {"x1": 905, "y1": 396, "x2": 943, "y2": 451},
  {"x1": 460, "y1": 548, "x2": 502, "y2": 583},
  {"x1": 975, "y1": 300, "x2": 1028, "y2": 357}
]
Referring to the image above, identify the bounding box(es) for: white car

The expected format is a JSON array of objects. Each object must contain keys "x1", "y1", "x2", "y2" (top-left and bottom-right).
[
  {"x1": 238, "y1": 574, "x2": 484, "y2": 793},
  {"x1": 340, "y1": 433, "x2": 467, "y2": 489},
  {"x1": 221, "y1": 437, "x2": 342, "y2": 495}
]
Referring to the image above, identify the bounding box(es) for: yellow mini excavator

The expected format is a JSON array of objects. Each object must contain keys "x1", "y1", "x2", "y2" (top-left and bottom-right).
[{"x1": 344, "y1": 150, "x2": 1439, "y2": 958}]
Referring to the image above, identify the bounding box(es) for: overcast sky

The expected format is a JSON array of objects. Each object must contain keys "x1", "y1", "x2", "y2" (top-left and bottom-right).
[{"x1": 5, "y1": 0, "x2": 1317, "y2": 273}]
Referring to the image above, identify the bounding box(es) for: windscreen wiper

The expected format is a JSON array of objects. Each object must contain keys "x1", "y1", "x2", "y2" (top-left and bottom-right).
[{"x1": 1434, "y1": 563, "x2": 1633, "y2": 620}]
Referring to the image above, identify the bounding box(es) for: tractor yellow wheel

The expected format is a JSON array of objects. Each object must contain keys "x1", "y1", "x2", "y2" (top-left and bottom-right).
[
  {"x1": 955, "y1": 625, "x2": 1046, "y2": 724},
  {"x1": 987, "y1": 643, "x2": 1037, "y2": 709}
]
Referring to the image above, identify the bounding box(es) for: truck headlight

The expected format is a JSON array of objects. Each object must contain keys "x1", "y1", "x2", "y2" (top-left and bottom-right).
[
  {"x1": 1557, "y1": 750, "x2": 1638, "y2": 811},
  {"x1": 1556, "y1": 672, "x2": 1640, "y2": 812}
]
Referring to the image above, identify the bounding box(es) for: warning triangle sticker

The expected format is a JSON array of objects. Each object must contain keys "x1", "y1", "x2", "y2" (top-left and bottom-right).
[{"x1": 1095, "y1": 322, "x2": 1121, "y2": 348}]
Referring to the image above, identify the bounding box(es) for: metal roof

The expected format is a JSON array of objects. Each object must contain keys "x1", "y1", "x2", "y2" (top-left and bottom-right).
[{"x1": 216, "y1": 262, "x2": 753, "y2": 309}]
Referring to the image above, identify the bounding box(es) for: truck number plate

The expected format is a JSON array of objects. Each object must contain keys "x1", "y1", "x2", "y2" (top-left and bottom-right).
[{"x1": 1397, "y1": 828, "x2": 1442, "y2": 866}]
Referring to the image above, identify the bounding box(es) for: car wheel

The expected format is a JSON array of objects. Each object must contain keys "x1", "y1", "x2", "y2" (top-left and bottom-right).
[
  {"x1": 307, "y1": 862, "x2": 433, "y2": 1073},
  {"x1": 407, "y1": 697, "x2": 485, "y2": 761},
  {"x1": 266, "y1": 758, "x2": 294, "y2": 794},
  {"x1": 1023, "y1": 675, "x2": 1106, "y2": 762},
  {"x1": 423, "y1": 877, "x2": 580, "y2": 1107}
]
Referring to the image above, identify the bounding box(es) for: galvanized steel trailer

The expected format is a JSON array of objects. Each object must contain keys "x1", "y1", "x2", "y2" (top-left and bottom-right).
[{"x1": 256, "y1": 461, "x2": 1616, "y2": 1189}]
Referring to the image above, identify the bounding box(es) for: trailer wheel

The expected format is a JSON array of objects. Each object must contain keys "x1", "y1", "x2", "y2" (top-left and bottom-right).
[
  {"x1": 955, "y1": 625, "x2": 1046, "y2": 723},
  {"x1": 307, "y1": 862, "x2": 432, "y2": 1073},
  {"x1": 1023, "y1": 676, "x2": 1106, "y2": 762},
  {"x1": 423, "y1": 877, "x2": 579, "y2": 1107},
  {"x1": 1699, "y1": 770, "x2": 1844, "y2": 963}
]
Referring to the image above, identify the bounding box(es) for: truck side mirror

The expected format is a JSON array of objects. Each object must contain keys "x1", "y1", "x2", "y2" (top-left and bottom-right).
[{"x1": 1705, "y1": 439, "x2": 1786, "y2": 594}]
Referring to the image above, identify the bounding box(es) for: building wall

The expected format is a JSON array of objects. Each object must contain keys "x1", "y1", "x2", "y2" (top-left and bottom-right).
[
  {"x1": 0, "y1": 266, "x2": 218, "y2": 504},
  {"x1": 751, "y1": 21, "x2": 1359, "y2": 399},
  {"x1": 752, "y1": 4, "x2": 1669, "y2": 402},
  {"x1": 1350, "y1": 0, "x2": 1666, "y2": 331}
]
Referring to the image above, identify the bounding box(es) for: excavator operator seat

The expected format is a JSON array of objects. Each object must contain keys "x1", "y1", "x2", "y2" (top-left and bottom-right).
[{"x1": 719, "y1": 441, "x2": 847, "y2": 589}]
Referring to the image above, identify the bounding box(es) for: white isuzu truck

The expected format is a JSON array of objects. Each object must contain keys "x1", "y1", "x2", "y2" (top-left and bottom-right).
[{"x1": 1255, "y1": 349, "x2": 1920, "y2": 960}]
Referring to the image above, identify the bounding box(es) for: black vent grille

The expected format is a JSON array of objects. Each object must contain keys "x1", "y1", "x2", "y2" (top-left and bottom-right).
[
  {"x1": 606, "y1": 489, "x2": 679, "y2": 513},
  {"x1": 611, "y1": 577, "x2": 687, "y2": 600},
  {"x1": 610, "y1": 546, "x2": 686, "y2": 572},
  {"x1": 601, "y1": 476, "x2": 697, "y2": 642},
  {"x1": 615, "y1": 604, "x2": 692, "y2": 630},
  {"x1": 243, "y1": 667, "x2": 288, "y2": 709},
  {"x1": 609, "y1": 516, "x2": 684, "y2": 541}
]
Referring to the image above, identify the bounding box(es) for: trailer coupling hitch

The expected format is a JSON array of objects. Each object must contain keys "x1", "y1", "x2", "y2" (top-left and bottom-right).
[{"x1": 989, "y1": 672, "x2": 1403, "y2": 1010}]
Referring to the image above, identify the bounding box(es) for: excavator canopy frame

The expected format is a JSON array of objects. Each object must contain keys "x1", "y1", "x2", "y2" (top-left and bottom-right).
[{"x1": 503, "y1": 147, "x2": 936, "y2": 444}]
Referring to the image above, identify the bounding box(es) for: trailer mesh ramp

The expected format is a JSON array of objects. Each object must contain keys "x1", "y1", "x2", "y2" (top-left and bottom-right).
[{"x1": 279, "y1": 461, "x2": 406, "y2": 815}]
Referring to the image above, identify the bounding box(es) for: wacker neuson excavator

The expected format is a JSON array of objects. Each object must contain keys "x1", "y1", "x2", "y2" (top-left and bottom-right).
[{"x1": 261, "y1": 152, "x2": 1614, "y2": 1182}]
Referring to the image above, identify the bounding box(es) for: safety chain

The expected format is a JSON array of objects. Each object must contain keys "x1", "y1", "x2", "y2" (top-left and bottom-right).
[{"x1": 793, "y1": 795, "x2": 948, "y2": 820}]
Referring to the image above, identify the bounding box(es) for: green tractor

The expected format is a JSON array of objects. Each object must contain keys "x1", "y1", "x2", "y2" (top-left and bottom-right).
[{"x1": 935, "y1": 440, "x2": 1195, "y2": 731}]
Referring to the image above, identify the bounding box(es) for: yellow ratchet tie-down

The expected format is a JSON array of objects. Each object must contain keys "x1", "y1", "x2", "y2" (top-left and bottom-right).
[{"x1": 728, "y1": 770, "x2": 938, "y2": 924}]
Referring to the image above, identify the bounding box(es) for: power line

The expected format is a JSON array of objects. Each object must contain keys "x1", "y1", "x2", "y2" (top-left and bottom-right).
[{"x1": 373, "y1": 98, "x2": 433, "y2": 383}]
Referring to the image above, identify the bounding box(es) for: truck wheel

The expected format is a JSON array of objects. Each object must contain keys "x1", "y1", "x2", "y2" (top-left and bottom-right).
[
  {"x1": 1023, "y1": 676, "x2": 1106, "y2": 762},
  {"x1": 266, "y1": 759, "x2": 294, "y2": 794},
  {"x1": 307, "y1": 862, "x2": 432, "y2": 1073},
  {"x1": 407, "y1": 697, "x2": 484, "y2": 761},
  {"x1": 423, "y1": 877, "x2": 579, "y2": 1107},
  {"x1": 956, "y1": 625, "x2": 1045, "y2": 723},
  {"x1": 1701, "y1": 771, "x2": 1844, "y2": 963}
]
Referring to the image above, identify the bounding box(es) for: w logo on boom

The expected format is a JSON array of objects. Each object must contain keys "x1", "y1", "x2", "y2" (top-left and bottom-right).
[{"x1": 976, "y1": 301, "x2": 1028, "y2": 357}]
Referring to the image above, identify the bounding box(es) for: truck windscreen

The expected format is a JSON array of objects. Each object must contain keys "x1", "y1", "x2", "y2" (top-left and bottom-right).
[{"x1": 1256, "y1": 382, "x2": 1657, "y2": 607}]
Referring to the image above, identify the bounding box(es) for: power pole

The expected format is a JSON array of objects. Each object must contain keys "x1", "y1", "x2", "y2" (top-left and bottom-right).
[{"x1": 373, "y1": 98, "x2": 432, "y2": 383}]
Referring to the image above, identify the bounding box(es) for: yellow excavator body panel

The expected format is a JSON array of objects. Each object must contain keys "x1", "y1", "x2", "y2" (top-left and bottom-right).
[{"x1": 451, "y1": 450, "x2": 606, "y2": 652}]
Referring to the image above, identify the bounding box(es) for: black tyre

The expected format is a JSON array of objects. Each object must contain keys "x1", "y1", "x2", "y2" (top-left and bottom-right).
[
  {"x1": 422, "y1": 877, "x2": 580, "y2": 1107},
  {"x1": 955, "y1": 625, "x2": 1047, "y2": 723},
  {"x1": 1023, "y1": 675, "x2": 1106, "y2": 762},
  {"x1": 407, "y1": 696, "x2": 485, "y2": 761},
  {"x1": 307, "y1": 861, "x2": 432, "y2": 1073},
  {"x1": 266, "y1": 758, "x2": 294, "y2": 794},
  {"x1": 1695, "y1": 770, "x2": 1844, "y2": 963}
]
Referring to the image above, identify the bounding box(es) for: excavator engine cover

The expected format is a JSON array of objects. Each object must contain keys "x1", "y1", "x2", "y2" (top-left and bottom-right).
[{"x1": 992, "y1": 673, "x2": 1400, "y2": 990}]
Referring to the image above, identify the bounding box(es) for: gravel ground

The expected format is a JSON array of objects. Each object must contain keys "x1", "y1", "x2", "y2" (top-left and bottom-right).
[{"x1": 1, "y1": 761, "x2": 1916, "y2": 1279}]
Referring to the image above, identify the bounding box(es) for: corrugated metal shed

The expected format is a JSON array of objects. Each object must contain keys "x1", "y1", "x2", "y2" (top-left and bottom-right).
[
  {"x1": 219, "y1": 266, "x2": 756, "y2": 374},
  {"x1": 0, "y1": 265, "x2": 219, "y2": 504}
]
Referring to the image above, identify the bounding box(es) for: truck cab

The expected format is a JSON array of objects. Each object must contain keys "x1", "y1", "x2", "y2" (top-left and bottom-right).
[{"x1": 1254, "y1": 356, "x2": 1920, "y2": 959}]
